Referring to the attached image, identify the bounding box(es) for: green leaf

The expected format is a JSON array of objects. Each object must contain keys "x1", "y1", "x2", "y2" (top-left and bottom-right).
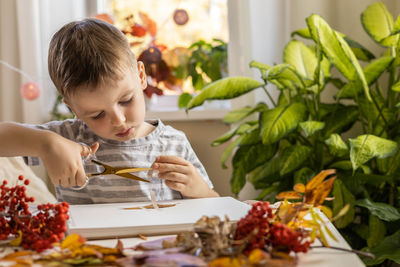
[
  {"x1": 211, "y1": 122, "x2": 255, "y2": 147},
  {"x1": 322, "y1": 105, "x2": 359, "y2": 138},
  {"x1": 250, "y1": 60, "x2": 271, "y2": 76},
  {"x1": 343, "y1": 37, "x2": 375, "y2": 61},
  {"x1": 283, "y1": 40, "x2": 318, "y2": 80},
  {"x1": 263, "y1": 64, "x2": 313, "y2": 91},
  {"x1": 361, "y1": 2, "x2": 398, "y2": 47},
  {"x1": 260, "y1": 102, "x2": 307, "y2": 144},
  {"x1": 337, "y1": 56, "x2": 394, "y2": 99},
  {"x1": 240, "y1": 127, "x2": 261, "y2": 146},
  {"x1": 220, "y1": 136, "x2": 243, "y2": 169},
  {"x1": 248, "y1": 157, "x2": 281, "y2": 189},
  {"x1": 355, "y1": 198, "x2": 400, "y2": 222},
  {"x1": 293, "y1": 167, "x2": 315, "y2": 184},
  {"x1": 279, "y1": 145, "x2": 312, "y2": 176},
  {"x1": 307, "y1": 14, "x2": 371, "y2": 101},
  {"x1": 291, "y1": 28, "x2": 312, "y2": 39},
  {"x1": 367, "y1": 215, "x2": 386, "y2": 248},
  {"x1": 324, "y1": 133, "x2": 349, "y2": 157},
  {"x1": 256, "y1": 185, "x2": 280, "y2": 201},
  {"x1": 178, "y1": 93, "x2": 193, "y2": 109},
  {"x1": 231, "y1": 143, "x2": 276, "y2": 194},
  {"x1": 329, "y1": 160, "x2": 352, "y2": 170},
  {"x1": 349, "y1": 134, "x2": 398, "y2": 171},
  {"x1": 363, "y1": 229, "x2": 400, "y2": 265},
  {"x1": 392, "y1": 80, "x2": 400, "y2": 92},
  {"x1": 299, "y1": 121, "x2": 325, "y2": 137},
  {"x1": 223, "y1": 103, "x2": 268, "y2": 124},
  {"x1": 186, "y1": 77, "x2": 263, "y2": 110},
  {"x1": 332, "y1": 179, "x2": 355, "y2": 228}
]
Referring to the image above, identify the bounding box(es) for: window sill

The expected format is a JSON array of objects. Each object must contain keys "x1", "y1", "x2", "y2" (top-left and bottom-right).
[{"x1": 146, "y1": 108, "x2": 229, "y2": 121}]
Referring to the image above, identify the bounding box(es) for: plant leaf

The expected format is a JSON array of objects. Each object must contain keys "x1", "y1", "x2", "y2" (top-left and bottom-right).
[
  {"x1": 332, "y1": 179, "x2": 355, "y2": 229},
  {"x1": 355, "y1": 198, "x2": 400, "y2": 222},
  {"x1": 367, "y1": 214, "x2": 386, "y2": 248},
  {"x1": 307, "y1": 14, "x2": 371, "y2": 101},
  {"x1": 322, "y1": 105, "x2": 358, "y2": 138},
  {"x1": 220, "y1": 136, "x2": 243, "y2": 169},
  {"x1": 299, "y1": 121, "x2": 325, "y2": 137},
  {"x1": 260, "y1": 102, "x2": 307, "y2": 145},
  {"x1": 178, "y1": 93, "x2": 193, "y2": 109},
  {"x1": 324, "y1": 133, "x2": 349, "y2": 157},
  {"x1": 223, "y1": 103, "x2": 268, "y2": 124},
  {"x1": 343, "y1": 36, "x2": 375, "y2": 61},
  {"x1": 349, "y1": 134, "x2": 398, "y2": 171},
  {"x1": 363, "y1": 230, "x2": 400, "y2": 265},
  {"x1": 279, "y1": 145, "x2": 312, "y2": 176},
  {"x1": 211, "y1": 123, "x2": 254, "y2": 147},
  {"x1": 284, "y1": 40, "x2": 318, "y2": 80},
  {"x1": 361, "y1": 2, "x2": 398, "y2": 47},
  {"x1": 248, "y1": 157, "x2": 281, "y2": 189},
  {"x1": 186, "y1": 77, "x2": 263, "y2": 110},
  {"x1": 294, "y1": 167, "x2": 315, "y2": 185}
]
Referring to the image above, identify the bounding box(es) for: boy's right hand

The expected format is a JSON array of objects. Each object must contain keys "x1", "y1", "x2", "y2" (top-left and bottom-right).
[{"x1": 39, "y1": 134, "x2": 99, "y2": 187}]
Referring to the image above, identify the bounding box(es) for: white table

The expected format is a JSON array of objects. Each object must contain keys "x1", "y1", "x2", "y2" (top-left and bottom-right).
[{"x1": 88, "y1": 218, "x2": 366, "y2": 267}]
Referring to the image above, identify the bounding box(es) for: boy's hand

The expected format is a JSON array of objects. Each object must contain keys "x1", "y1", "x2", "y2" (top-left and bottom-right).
[
  {"x1": 152, "y1": 155, "x2": 219, "y2": 198},
  {"x1": 40, "y1": 134, "x2": 99, "y2": 188}
]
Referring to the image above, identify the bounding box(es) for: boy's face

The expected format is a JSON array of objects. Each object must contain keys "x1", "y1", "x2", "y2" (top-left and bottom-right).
[{"x1": 65, "y1": 62, "x2": 149, "y2": 141}]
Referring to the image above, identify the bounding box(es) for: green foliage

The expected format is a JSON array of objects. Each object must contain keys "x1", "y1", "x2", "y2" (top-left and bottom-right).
[{"x1": 186, "y1": 2, "x2": 400, "y2": 265}]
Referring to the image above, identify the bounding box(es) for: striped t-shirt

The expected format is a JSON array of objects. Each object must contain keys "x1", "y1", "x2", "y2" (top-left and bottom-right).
[{"x1": 24, "y1": 119, "x2": 212, "y2": 204}]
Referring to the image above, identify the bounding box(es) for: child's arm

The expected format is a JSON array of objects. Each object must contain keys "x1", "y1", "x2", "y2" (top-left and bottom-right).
[
  {"x1": 0, "y1": 122, "x2": 98, "y2": 187},
  {"x1": 152, "y1": 155, "x2": 219, "y2": 198}
]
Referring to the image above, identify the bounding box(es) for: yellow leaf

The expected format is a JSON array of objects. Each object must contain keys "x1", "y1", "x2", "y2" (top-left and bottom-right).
[
  {"x1": 2, "y1": 250, "x2": 34, "y2": 259},
  {"x1": 276, "y1": 191, "x2": 303, "y2": 200},
  {"x1": 305, "y1": 169, "x2": 336, "y2": 192},
  {"x1": 9, "y1": 230, "x2": 22, "y2": 246},
  {"x1": 294, "y1": 183, "x2": 306, "y2": 193},
  {"x1": 319, "y1": 205, "x2": 333, "y2": 219},
  {"x1": 331, "y1": 203, "x2": 350, "y2": 222},
  {"x1": 61, "y1": 234, "x2": 86, "y2": 250},
  {"x1": 323, "y1": 224, "x2": 338, "y2": 242},
  {"x1": 248, "y1": 248, "x2": 270, "y2": 264},
  {"x1": 306, "y1": 177, "x2": 336, "y2": 206},
  {"x1": 209, "y1": 256, "x2": 246, "y2": 267}
]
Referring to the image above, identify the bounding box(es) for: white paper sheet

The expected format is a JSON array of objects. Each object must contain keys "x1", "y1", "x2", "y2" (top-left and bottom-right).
[{"x1": 68, "y1": 196, "x2": 251, "y2": 239}]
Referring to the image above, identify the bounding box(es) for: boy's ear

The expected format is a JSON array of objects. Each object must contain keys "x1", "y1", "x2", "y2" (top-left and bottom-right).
[
  {"x1": 137, "y1": 61, "x2": 147, "y2": 90},
  {"x1": 62, "y1": 98, "x2": 79, "y2": 118}
]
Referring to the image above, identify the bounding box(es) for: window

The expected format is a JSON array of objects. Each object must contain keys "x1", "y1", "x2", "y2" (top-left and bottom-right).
[{"x1": 99, "y1": 0, "x2": 230, "y2": 118}]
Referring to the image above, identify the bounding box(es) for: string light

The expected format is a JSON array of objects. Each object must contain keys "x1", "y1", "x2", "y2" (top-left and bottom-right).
[{"x1": 0, "y1": 59, "x2": 41, "y2": 101}]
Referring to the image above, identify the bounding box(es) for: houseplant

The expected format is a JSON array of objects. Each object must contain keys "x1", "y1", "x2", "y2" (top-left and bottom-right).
[{"x1": 185, "y1": 2, "x2": 400, "y2": 266}]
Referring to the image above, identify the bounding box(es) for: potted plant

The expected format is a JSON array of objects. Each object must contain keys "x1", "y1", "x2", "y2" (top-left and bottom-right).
[{"x1": 186, "y1": 2, "x2": 400, "y2": 265}]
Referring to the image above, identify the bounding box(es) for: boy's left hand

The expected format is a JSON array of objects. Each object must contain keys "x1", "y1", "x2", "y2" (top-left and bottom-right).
[{"x1": 152, "y1": 155, "x2": 219, "y2": 198}]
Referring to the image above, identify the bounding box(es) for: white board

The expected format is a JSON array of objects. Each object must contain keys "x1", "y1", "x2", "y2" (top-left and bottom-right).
[{"x1": 67, "y1": 197, "x2": 251, "y2": 239}]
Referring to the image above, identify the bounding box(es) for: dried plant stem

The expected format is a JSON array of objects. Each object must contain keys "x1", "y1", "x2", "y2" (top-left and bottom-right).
[{"x1": 311, "y1": 245, "x2": 375, "y2": 259}]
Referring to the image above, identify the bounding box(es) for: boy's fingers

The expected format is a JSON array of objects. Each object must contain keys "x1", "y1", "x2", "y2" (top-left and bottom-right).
[
  {"x1": 155, "y1": 155, "x2": 188, "y2": 165},
  {"x1": 158, "y1": 172, "x2": 186, "y2": 183},
  {"x1": 153, "y1": 162, "x2": 186, "y2": 174},
  {"x1": 75, "y1": 167, "x2": 87, "y2": 187},
  {"x1": 165, "y1": 180, "x2": 184, "y2": 192},
  {"x1": 91, "y1": 142, "x2": 100, "y2": 154}
]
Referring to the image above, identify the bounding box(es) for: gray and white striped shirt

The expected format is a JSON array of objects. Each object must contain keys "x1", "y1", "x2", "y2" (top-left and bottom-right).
[{"x1": 24, "y1": 119, "x2": 212, "y2": 204}]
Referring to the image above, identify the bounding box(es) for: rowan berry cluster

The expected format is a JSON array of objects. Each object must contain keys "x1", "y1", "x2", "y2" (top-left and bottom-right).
[
  {"x1": 235, "y1": 201, "x2": 311, "y2": 255},
  {"x1": 235, "y1": 201, "x2": 274, "y2": 254},
  {"x1": 0, "y1": 175, "x2": 69, "y2": 252},
  {"x1": 268, "y1": 223, "x2": 311, "y2": 253}
]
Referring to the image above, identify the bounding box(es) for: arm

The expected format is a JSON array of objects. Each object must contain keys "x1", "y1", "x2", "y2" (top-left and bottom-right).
[
  {"x1": 152, "y1": 155, "x2": 219, "y2": 198},
  {"x1": 0, "y1": 122, "x2": 98, "y2": 187}
]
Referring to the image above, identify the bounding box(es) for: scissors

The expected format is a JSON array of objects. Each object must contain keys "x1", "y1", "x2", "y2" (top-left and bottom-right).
[
  {"x1": 71, "y1": 143, "x2": 152, "y2": 190},
  {"x1": 87, "y1": 158, "x2": 151, "y2": 183}
]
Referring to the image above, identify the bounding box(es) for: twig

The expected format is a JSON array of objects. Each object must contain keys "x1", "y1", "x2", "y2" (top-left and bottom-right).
[{"x1": 311, "y1": 245, "x2": 375, "y2": 259}]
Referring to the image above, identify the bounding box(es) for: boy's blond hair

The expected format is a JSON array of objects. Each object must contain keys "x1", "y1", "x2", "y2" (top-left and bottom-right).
[{"x1": 48, "y1": 18, "x2": 136, "y2": 98}]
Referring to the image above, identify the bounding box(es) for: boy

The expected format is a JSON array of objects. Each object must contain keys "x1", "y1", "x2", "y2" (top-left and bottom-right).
[{"x1": 0, "y1": 18, "x2": 218, "y2": 204}]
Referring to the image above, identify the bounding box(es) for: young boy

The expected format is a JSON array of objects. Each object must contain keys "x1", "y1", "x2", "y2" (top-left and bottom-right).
[{"x1": 0, "y1": 18, "x2": 219, "y2": 204}]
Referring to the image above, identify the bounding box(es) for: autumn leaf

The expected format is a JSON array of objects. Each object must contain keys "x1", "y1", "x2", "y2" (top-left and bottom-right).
[
  {"x1": 275, "y1": 191, "x2": 303, "y2": 200},
  {"x1": 139, "y1": 12, "x2": 157, "y2": 36},
  {"x1": 9, "y1": 230, "x2": 22, "y2": 246},
  {"x1": 60, "y1": 234, "x2": 86, "y2": 250}
]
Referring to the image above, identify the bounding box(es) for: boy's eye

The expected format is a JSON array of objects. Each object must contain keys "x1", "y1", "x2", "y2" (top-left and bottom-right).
[
  {"x1": 119, "y1": 97, "x2": 133, "y2": 105},
  {"x1": 91, "y1": 111, "x2": 105, "y2": 120}
]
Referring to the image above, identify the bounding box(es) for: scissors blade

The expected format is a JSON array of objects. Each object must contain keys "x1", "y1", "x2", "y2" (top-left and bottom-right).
[
  {"x1": 117, "y1": 172, "x2": 150, "y2": 183},
  {"x1": 115, "y1": 168, "x2": 152, "y2": 174}
]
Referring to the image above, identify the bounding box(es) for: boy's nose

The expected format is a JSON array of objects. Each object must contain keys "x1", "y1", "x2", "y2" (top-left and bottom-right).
[{"x1": 110, "y1": 109, "x2": 126, "y2": 126}]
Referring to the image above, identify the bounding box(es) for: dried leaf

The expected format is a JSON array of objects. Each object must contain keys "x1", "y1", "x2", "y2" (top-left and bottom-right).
[
  {"x1": 9, "y1": 231, "x2": 22, "y2": 246},
  {"x1": 276, "y1": 191, "x2": 303, "y2": 200},
  {"x1": 319, "y1": 205, "x2": 333, "y2": 219},
  {"x1": 293, "y1": 183, "x2": 306, "y2": 193},
  {"x1": 2, "y1": 250, "x2": 34, "y2": 259},
  {"x1": 209, "y1": 256, "x2": 247, "y2": 267},
  {"x1": 139, "y1": 12, "x2": 157, "y2": 36},
  {"x1": 61, "y1": 234, "x2": 85, "y2": 250},
  {"x1": 331, "y1": 203, "x2": 350, "y2": 221},
  {"x1": 305, "y1": 169, "x2": 336, "y2": 192},
  {"x1": 306, "y1": 177, "x2": 336, "y2": 206}
]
